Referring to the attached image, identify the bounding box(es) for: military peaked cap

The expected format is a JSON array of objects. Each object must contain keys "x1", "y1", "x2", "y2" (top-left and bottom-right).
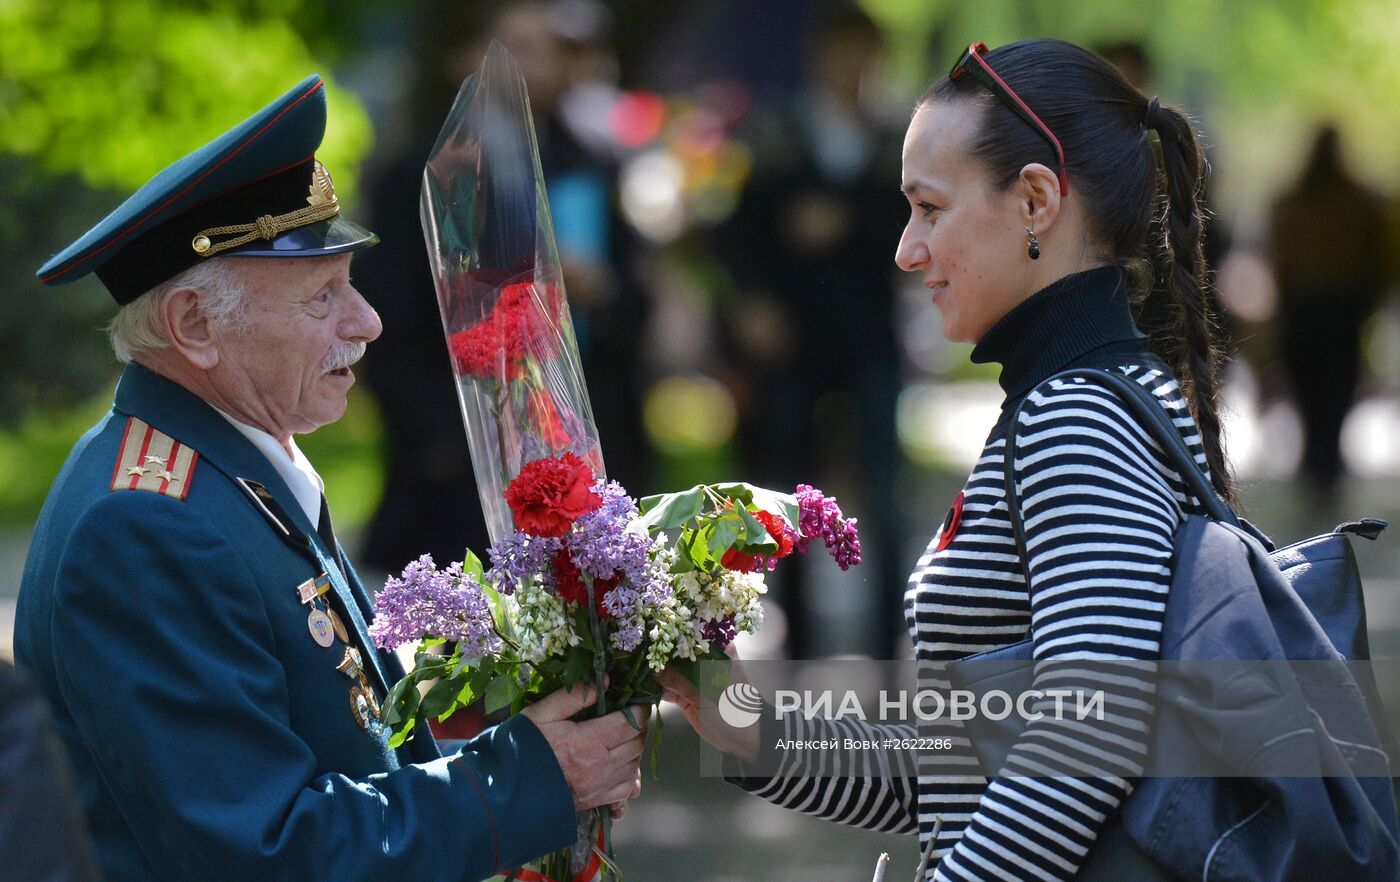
[{"x1": 37, "y1": 74, "x2": 378, "y2": 304}]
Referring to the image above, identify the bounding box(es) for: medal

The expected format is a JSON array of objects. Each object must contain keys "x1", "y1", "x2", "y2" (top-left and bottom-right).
[
  {"x1": 327, "y1": 606, "x2": 349, "y2": 643},
  {"x1": 338, "y1": 647, "x2": 382, "y2": 730},
  {"x1": 307, "y1": 607, "x2": 336, "y2": 647},
  {"x1": 297, "y1": 572, "x2": 332, "y2": 605}
]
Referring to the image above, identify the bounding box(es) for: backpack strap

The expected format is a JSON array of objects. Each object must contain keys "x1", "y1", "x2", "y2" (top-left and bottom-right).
[{"x1": 1002, "y1": 367, "x2": 1240, "y2": 581}]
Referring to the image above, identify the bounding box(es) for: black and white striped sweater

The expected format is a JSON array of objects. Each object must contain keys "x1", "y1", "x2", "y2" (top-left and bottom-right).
[{"x1": 733, "y1": 267, "x2": 1214, "y2": 880}]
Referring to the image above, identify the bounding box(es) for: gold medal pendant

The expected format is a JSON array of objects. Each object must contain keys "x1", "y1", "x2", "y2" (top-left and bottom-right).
[
  {"x1": 307, "y1": 607, "x2": 336, "y2": 648},
  {"x1": 347, "y1": 686, "x2": 382, "y2": 729},
  {"x1": 326, "y1": 607, "x2": 349, "y2": 644}
]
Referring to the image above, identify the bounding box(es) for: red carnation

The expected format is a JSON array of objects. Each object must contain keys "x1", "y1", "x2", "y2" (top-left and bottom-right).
[
  {"x1": 552, "y1": 548, "x2": 619, "y2": 618},
  {"x1": 755, "y1": 509, "x2": 795, "y2": 559},
  {"x1": 527, "y1": 388, "x2": 572, "y2": 449},
  {"x1": 505, "y1": 453, "x2": 602, "y2": 537},
  {"x1": 721, "y1": 509, "x2": 795, "y2": 572},
  {"x1": 447, "y1": 282, "x2": 563, "y2": 380},
  {"x1": 720, "y1": 548, "x2": 759, "y2": 572}
]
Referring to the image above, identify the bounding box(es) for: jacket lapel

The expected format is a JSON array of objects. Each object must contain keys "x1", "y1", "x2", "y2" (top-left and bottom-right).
[{"x1": 112, "y1": 363, "x2": 394, "y2": 697}]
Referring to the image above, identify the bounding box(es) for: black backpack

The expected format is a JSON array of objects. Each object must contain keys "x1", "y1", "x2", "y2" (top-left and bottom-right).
[{"x1": 946, "y1": 367, "x2": 1398, "y2": 881}]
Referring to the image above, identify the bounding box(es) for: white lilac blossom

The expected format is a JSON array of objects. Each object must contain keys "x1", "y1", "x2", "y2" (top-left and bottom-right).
[
  {"x1": 510, "y1": 581, "x2": 579, "y2": 662},
  {"x1": 673, "y1": 569, "x2": 766, "y2": 651},
  {"x1": 644, "y1": 594, "x2": 707, "y2": 673}
]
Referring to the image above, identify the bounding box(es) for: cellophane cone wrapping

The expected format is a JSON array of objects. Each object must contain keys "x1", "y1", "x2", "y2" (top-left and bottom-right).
[{"x1": 420, "y1": 40, "x2": 605, "y2": 546}]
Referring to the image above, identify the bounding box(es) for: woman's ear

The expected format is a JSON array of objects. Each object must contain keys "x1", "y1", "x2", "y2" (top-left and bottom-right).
[
  {"x1": 1015, "y1": 162, "x2": 1063, "y2": 233},
  {"x1": 161, "y1": 287, "x2": 220, "y2": 370}
]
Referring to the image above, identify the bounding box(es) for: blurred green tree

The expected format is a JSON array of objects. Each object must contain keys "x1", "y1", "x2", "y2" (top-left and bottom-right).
[
  {"x1": 0, "y1": 0, "x2": 380, "y2": 426},
  {"x1": 860, "y1": 0, "x2": 1400, "y2": 203}
]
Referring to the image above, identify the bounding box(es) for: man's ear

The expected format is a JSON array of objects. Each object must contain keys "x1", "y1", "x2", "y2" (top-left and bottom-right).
[
  {"x1": 161, "y1": 287, "x2": 220, "y2": 370},
  {"x1": 1015, "y1": 162, "x2": 1063, "y2": 233}
]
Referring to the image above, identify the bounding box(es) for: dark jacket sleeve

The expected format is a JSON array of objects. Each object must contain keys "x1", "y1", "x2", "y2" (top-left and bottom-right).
[
  {"x1": 49, "y1": 492, "x2": 575, "y2": 881},
  {"x1": 0, "y1": 660, "x2": 102, "y2": 882}
]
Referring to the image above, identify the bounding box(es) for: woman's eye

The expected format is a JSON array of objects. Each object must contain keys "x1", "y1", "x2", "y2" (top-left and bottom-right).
[{"x1": 919, "y1": 203, "x2": 938, "y2": 219}]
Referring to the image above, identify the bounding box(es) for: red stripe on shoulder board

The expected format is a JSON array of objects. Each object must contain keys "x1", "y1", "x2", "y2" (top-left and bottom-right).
[
  {"x1": 177, "y1": 446, "x2": 199, "y2": 501},
  {"x1": 39, "y1": 79, "x2": 325, "y2": 283},
  {"x1": 109, "y1": 417, "x2": 136, "y2": 490},
  {"x1": 131, "y1": 424, "x2": 156, "y2": 491}
]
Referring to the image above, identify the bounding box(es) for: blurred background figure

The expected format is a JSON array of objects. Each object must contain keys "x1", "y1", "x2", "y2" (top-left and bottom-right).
[
  {"x1": 0, "y1": 660, "x2": 100, "y2": 882},
  {"x1": 1268, "y1": 125, "x2": 1392, "y2": 500},
  {"x1": 1099, "y1": 40, "x2": 1234, "y2": 306},
  {"x1": 354, "y1": 0, "x2": 648, "y2": 580},
  {"x1": 715, "y1": 4, "x2": 906, "y2": 659}
]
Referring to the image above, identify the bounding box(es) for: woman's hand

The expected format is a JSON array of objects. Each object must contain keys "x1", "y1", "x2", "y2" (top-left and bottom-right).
[{"x1": 655, "y1": 643, "x2": 761, "y2": 764}]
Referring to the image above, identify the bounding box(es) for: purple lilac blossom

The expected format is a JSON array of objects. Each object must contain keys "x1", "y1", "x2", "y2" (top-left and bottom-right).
[
  {"x1": 794, "y1": 484, "x2": 863, "y2": 570},
  {"x1": 487, "y1": 531, "x2": 561, "y2": 594},
  {"x1": 370, "y1": 555, "x2": 500, "y2": 656},
  {"x1": 700, "y1": 614, "x2": 738, "y2": 648},
  {"x1": 569, "y1": 481, "x2": 650, "y2": 578},
  {"x1": 610, "y1": 621, "x2": 645, "y2": 652},
  {"x1": 569, "y1": 481, "x2": 674, "y2": 623},
  {"x1": 600, "y1": 584, "x2": 639, "y2": 619}
]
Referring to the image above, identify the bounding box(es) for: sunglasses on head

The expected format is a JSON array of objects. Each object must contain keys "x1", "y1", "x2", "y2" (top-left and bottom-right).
[{"x1": 949, "y1": 41, "x2": 1069, "y2": 196}]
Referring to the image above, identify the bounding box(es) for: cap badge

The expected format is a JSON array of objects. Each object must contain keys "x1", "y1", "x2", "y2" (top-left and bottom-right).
[{"x1": 307, "y1": 160, "x2": 337, "y2": 208}]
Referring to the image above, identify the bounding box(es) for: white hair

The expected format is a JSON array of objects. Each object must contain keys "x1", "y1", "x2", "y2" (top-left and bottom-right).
[{"x1": 107, "y1": 257, "x2": 249, "y2": 363}]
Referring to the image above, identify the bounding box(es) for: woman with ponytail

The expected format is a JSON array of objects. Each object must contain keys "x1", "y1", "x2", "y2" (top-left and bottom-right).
[{"x1": 663, "y1": 38, "x2": 1235, "y2": 880}]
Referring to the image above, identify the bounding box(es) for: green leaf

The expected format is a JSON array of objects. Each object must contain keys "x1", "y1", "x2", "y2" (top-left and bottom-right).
[
  {"x1": 637, "y1": 486, "x2": 707, "y2": 531},
  {"x1": 706, "y1": 513, "x2": 742, "y2": 560},
  {"x1": 715, "y1": 482, "x2": 800, "y2": 532},
  {"x1": 483, "y1": 669, "x2": 522, "y2": 714},
  {"x1": 670, "y1": 543, "x2": 696, "y2": 573},
  {"x1": 420, "y1": 676, "x2": 460, "y2": 720},
  {"x1": 683, "y1": 524, "x2": 718, "y2": 571},
  {"x1": 735, "y1": 505, "x2": 778, "y2": 551},
  {"x1": 381, "y1": 675, "x2": 420, "y2": 728},
  {"x1": 560, "y1": 645, "x2": 593, "y2": 686},
  {"x1": 451, "y1": 653, "x2": 483, "y2": 677},
  {"x1": 413, "y1": 651, "x2": 455, "y2": 676},
  {"x1": 462, "y1": 548, "x2": 486, "y2": 583},
  {"x1": 710, "y1": 482, "x2": 754, "y2": 506},
  {"x1": 387, "y1": 715, "x2": 416, "y2": 750}
]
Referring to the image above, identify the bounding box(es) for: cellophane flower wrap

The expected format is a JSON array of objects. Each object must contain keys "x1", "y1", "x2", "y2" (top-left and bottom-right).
[
  {"x1": 397, "y1": 41, "x2": 863, "y2": 882},
  {"x1": 421, "y1": 40, "x2": 603, "y2": 545}
]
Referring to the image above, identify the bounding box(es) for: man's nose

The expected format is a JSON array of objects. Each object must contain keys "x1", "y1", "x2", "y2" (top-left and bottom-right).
[{"x1": 344, "y1": 285, "x2": 382, "y2": 343}]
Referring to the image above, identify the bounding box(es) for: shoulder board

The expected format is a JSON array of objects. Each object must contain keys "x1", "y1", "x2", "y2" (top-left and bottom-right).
[{"x1": 110, "y1": 417, "x2": 199, "y2": 500}]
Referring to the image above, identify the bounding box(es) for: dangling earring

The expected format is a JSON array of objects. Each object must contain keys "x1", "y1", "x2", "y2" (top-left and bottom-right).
[{"x1": 1025, "y1": 226, "x2": 1041, "y2": 260}]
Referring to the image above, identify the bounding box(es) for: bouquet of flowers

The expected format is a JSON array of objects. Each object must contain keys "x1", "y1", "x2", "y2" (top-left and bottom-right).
[
  {"x1": 406, "y1": 40, "x2": 863, "y2": 881},
  {"x1": 373, "y1": 457, "x2": 860, "y2": 880}
]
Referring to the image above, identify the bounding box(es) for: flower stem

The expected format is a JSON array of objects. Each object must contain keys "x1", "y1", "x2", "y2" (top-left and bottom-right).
[{"x1": 584, "y1": 577, "x2": 607, "y2": 719}]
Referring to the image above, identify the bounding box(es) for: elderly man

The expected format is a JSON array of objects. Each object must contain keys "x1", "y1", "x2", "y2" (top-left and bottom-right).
[{"x1": 14, "y1": 75, "x2": 643, "y2": 881}]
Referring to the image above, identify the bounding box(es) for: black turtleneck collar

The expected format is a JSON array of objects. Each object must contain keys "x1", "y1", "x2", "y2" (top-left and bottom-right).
[{"x1": 970, "y1": 265, "x2": 1148, "y2": 400}]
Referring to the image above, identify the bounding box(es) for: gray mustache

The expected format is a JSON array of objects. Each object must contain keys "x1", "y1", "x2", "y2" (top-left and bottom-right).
[{"x1": 322, "y1": 342, "x2": 366, "y2": 372}]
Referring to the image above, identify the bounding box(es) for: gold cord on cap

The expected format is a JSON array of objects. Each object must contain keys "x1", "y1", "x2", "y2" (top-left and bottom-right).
[{"x1": 191, "y1": 160, "x2": 340, "y2": 257}]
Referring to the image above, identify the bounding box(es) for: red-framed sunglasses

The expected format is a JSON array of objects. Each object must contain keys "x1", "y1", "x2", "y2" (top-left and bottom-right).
[{"x1": 949, "y1": 41, "x2": 1069, "y2": 196}]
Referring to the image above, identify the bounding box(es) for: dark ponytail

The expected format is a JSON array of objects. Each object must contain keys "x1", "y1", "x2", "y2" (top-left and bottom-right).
[
  {"x1": 1145, "y1": 103, "x2": 1237, "y2": 506},
  {"x1": 923, "y1": 39, "x2": 1237, "y2": 507}
]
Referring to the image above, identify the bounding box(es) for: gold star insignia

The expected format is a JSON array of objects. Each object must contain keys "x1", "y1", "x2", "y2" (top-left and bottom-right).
[
  {"x1": 158, "y1": 469, "x2": 179, "y2": 482},
  {"x1": 126, "y1": 466, "x2": 149, "y2": 478},
  {"x1": 143, "y1": 455, "x2": 167, "y2": 467}
]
